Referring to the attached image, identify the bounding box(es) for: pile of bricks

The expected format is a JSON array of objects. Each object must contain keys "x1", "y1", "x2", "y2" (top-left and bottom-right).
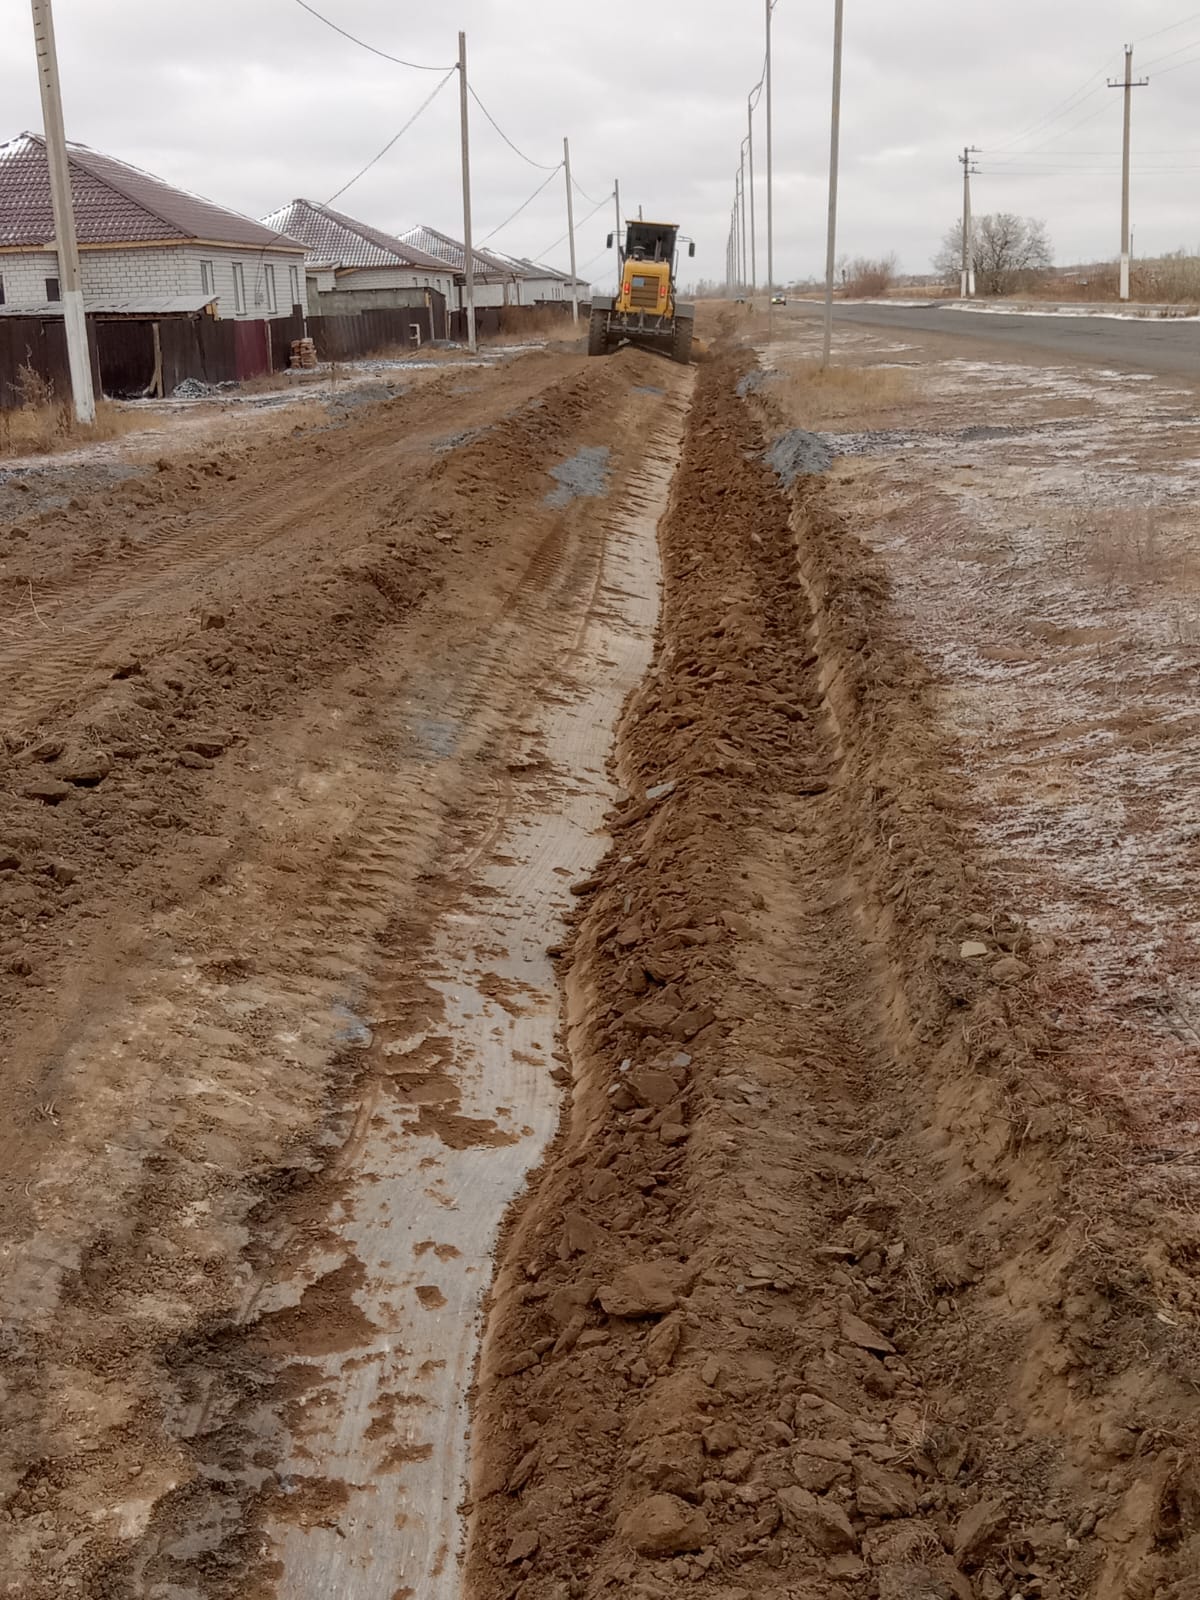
[{"x1": 289, "y1": 338, "x2": 318, "y2": 370}]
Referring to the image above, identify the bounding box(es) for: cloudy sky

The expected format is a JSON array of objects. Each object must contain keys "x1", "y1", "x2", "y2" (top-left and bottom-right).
[{"x1": 4, "y1": 0, "x2": 1200, "y2": 287}]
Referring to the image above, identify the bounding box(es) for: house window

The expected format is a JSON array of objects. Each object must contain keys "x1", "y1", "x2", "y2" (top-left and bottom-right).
[
  {"x1": 200, "y1": 259, "x2": 215, "y2": 297},
  {"x1": 0, "y1": 275, "x2": 5, "y2": 306},
  {"x1": 289, "y1": 264, "x2": 300, "y2": 308},
  {"x1": 232, "y1": 261, "x2": 246, "y2": 315},
  {"x1": 45, "y1": 276, "x2": 60, "y2": 302},
  {"x1": 264, "y1": 263, "x2": 277, "y2": 314}
]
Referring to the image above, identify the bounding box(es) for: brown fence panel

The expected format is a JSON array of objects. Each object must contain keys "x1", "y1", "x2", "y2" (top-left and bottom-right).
[
  {"x1": 0, "y1": 315, "x2": 100, "y2": 410},
  {"x1": 94, "y1": 320, "x2": 157, "y2": 398},
  {"x1": 308, "y1": 307, "x2": 431, "y2": 363},
  {"x1": 269, "y1": 309, "x2": 306, "y2": 372},
  {"x1": 234, "y1": 320, "x2": 271, "y2": 381}
]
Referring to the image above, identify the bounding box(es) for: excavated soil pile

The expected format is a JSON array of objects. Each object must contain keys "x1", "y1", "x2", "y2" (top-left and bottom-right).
[{"x1": 467, "y1": 349, "x2": 1200, "y2": 1600}]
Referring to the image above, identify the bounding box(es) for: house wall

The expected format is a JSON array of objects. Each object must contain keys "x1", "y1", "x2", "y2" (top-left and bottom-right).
[
  {"x1": 312, "y1": 284, "x2": 449, "y2": 338},
  {"x1": 0, "y1": 243, "x2": 305, "y2": 321},
  {"x1": 341, "y1": 266, "x2": 457, "y2": 301}
]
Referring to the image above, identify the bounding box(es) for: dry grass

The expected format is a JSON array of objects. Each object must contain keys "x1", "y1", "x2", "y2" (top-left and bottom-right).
[
  {"x1": 0, "y1": 395, "x2": 143, "y2": 458},
  {"x1": 1074, "y1": 507, "x2": 1200, "y2": 591},
  {"x1": 777, "y1": 359, "x2": 914, "y2": 424}
]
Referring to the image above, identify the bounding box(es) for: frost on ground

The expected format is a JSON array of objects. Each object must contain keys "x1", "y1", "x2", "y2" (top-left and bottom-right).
[{"x1": 772, "y1": 319, "x2": 1200, "y2": 1159}]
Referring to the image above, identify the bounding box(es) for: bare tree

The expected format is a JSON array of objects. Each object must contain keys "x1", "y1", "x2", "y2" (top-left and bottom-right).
[
  {"x1": 933, "y1": 213, "x2": 1053, "y2": 295},
  {"x1": 843, "y1": 253, "x2": 898, "y2": 297}
]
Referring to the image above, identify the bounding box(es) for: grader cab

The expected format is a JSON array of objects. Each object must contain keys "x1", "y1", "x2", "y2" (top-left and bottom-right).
[{"x1": 588, "y1": 220, "x2": 696, "y2": 364}]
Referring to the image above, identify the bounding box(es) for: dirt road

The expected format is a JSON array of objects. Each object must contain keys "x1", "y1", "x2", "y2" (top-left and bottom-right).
[{"x1": 4, "y1": 326, "x2": 1200, "y2": 1600}]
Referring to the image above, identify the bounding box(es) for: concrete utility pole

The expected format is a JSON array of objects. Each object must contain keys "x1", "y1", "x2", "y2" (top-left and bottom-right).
[
  {"x1": 765, "y1": 0, "x2": 775, "y2": 338},
  {"x1": 457, "y1": 31, "x2": 476, "y2": 351},
  {"x1": 820, "y1": 0, "x2": 845, "y2": 369},
  {"x1": 747, "y1": 92, "x2": 758, "y2": 293},
  {"x1": 30, "y1": 0, "x2": 94, "y2": 424},
  {"x1": 959, "y1": 146, "x2": 979, "y2": 298},
  {"x1": 563, "y1": 137, "x2": 579, "y2": 325},
  {"x1": 613, "y1": 177, "x2": 622, "y2": 259},
  {"x1": 1109, "y1": 45, "x2": 1147, "y2": 302}
]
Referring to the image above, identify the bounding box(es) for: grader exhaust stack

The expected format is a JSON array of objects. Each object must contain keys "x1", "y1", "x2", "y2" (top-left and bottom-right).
[{"x1": 588, "y1": 219, "x2": 696, "y2": 364}]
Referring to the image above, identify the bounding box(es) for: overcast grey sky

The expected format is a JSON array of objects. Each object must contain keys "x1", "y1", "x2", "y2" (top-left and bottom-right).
[{"x1": 4, "y1": 1, "x2": 1200, "y2": 286}]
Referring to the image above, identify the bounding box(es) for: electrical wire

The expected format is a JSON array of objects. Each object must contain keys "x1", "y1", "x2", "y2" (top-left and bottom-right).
[
  {"x1": 467, "y1": 86, "x2": 559, "y2": 170},
  {"x1": 1152, "y1": 47, "x2": 1200, "y2": 76},
  {"x1": 325, "y1": 67, "x2": 456, "y2": 204},
  {"x1": 479, "y1": 164, "x2": 564, "y2": 244},
  {"x1": 1134, "y1": 8, "x2": 1200, "y2": 47},
  {"x1": 1140, "y1": 32, "x2": 1200, "y2": 70},
  {"x1": 534, "y1": 191, "x2": 615, "y2": 262},
  {"x1": 984, "y1": 58, "x2": 1117, "y2": 154},
  {"x1": 291, "y1": 0, "x2": 451, "y2": 69},
  {"x1": 573, "y1": 178, "x2": 604, "y2": 207}
]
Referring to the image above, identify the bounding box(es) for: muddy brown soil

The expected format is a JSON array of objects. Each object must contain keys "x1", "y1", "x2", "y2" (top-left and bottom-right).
[
  {"x1": 0, "y1": 345, "x2": 686, "y2": 1596},
  {"x1": 466, "y1": 347, "x2": 1200, "y2": 1600}
]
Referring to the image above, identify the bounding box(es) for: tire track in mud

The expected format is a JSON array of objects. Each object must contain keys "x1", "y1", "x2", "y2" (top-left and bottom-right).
[
  {"x1": 465, "y1": 347, "x2": 1200, "y2": 1600},
  {"x1": 1, "y1": 360, "x2": 693, "y2": 1599},
  {"x1": 0, "y1": 362, "x2": 574, "y2": 735}
]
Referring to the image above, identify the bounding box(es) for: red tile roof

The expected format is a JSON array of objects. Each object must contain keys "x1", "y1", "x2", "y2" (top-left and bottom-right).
[
  {"x1": 260, "y1": 199, "x2": 449, "y2": 273},
  {"x1": 0, "y1": 132, "x2": 302, "y2": 251}
]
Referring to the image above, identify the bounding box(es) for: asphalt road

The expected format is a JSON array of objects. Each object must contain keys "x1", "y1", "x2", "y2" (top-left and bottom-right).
[{"x1": 794, "y1": 300, "x2": 1200, "y2": 380}]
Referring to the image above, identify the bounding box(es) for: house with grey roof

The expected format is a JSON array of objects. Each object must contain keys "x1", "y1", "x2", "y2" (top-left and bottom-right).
[
  {"x1": 261, "y1": 199, "x2": 456, "y2": 334},
  {"x1": 0, "y1": 132, "x2": 305, "y2": 322},
  {"x1": 398, "y1": 226, "x2": 524, "y2": 309}
]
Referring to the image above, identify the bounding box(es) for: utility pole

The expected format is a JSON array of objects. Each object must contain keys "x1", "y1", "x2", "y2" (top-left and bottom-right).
[
  {"x1": 765, "y1": 0, "x2": 775, "y2": 338},
  {"x1": 747, "y1": 92, "x2": 758, "y2": 293},
  {"x1": 1109, "y1": 45, "x2": 1147, "y2": 302},
  {"x1": 820, "y1": 0, "x2": 845, "y2": 369},
  {"x1": 457, "y1": 31, "x2": 476, "y2": 351},
  {"x1": 30, "y1": 0, "x2": 94, "y2": 424},
  {"x1": 959, "y1": 146, "x2": 979, "y2": 298},
  {"x1": 563, "y1": 136, "x2": 579, "y2": 324},
  {"x1": 614, "y1": 177, "x2": 622, "y2": 258}
]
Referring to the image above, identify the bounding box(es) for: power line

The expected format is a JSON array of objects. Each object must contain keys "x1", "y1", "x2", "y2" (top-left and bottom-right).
[
  {"x1": 573, "y1": 178, "x2": 604, "y2": 207},
  {"x1": 326, "y1": 67, "x2": 456, "y2": 203},
  {"x1": 467, "y1": 86, "x2": 559, "y2": 170},
  {"x1": 291, "y1": 0, "x2": 451, "y2": 69},
  {"x1": 1135, "y1": 8, "x2": 1200, "y2": 46},
  {"x1": 534, "y1": 190, "x2": 615, "y2": 263},
  {"x1": 1140, "y1": 32, "x2": 1200, "y2": 70},
  {"x1": 985, "y1": 55, "x2": 1118, "y2": 153},
  {"x1": 1152, "y1": 47, "x2": 1200, "y2": 77},
  {"x1": 479, "y1": 164, "x2": 564, "y2": 244}
]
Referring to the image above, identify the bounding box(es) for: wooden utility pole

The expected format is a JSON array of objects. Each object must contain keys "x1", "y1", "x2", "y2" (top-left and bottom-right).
[
  {"x1": 30, "y1": 0, "x2": 94, "y2": 424},
  {"x1": 959, "y1": 146, "x2": 979, "y2": 298},
  {"x1": 765, "y1": 0, "x2": 775, "y2": 338},
  {"x1": 820, "y1": 0, "x2": 845, "y2": 369},
  {"x1": 563, "y1": 137, "x2": 579, "y2": 324},
  {"x1": 457, "y1": 31, "x2": 476, "y2": 351},
  {"x1": 1109, "y1": 46, "x2": 1147, "y2": 302}
]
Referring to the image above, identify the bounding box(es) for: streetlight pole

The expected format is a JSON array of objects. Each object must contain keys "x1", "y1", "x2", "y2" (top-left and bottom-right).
[
  {"x1": 820, "y1": 0, "x2": 845, "y2": 369},
  {"x1": 30, "y1": 0, "x2": 95, "y2": 424},
  {"x1": 747, "y1": 92, "x2": 758, "y2": 294}
]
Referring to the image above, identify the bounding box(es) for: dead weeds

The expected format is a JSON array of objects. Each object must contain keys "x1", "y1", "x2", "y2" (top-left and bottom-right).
[{"x1": 777, "y1": 357, "x2": 913, "y2": 424}]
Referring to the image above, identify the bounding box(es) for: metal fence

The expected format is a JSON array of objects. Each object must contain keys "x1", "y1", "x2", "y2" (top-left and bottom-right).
[{"x1": 0, "y1": 292, "x2": 570, "y2": 411}]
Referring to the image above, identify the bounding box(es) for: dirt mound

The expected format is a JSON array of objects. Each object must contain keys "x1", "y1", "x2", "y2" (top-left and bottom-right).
[{"x1": 465, "y1": 348, "x2": 1200, "y2": 1599}]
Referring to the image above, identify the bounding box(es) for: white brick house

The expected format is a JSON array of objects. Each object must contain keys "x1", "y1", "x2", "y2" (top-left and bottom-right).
[
  {"x1": 399, "y1": 226, "x2": 524, "y2": 310},
  {"x1": 261, "y1": 199, "x2": 456, "y2": 332},
  {"x1": 0, "y1": 133, "x2": 305, "y2": 321}
]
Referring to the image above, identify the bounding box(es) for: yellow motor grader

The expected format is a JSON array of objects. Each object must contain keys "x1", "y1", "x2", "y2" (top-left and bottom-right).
[{"x1": 588, "y1": 219, "x2": 696, "y2": 364}]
